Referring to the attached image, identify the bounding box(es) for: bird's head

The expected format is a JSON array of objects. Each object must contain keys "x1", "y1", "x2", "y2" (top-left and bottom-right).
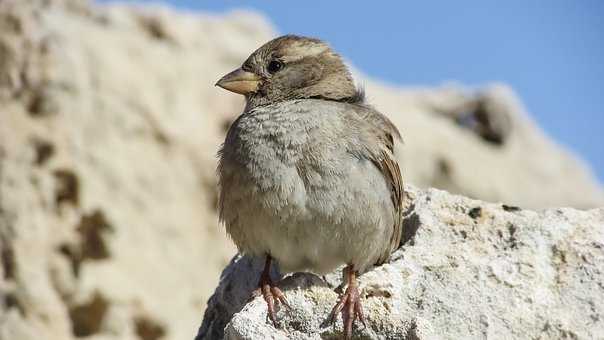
[{"x1": 216, "y1": 35, "x2": 361, "y2": 109}]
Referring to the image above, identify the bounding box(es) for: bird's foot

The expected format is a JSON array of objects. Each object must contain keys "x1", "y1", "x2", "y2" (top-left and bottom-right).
[
  {"x1": 329, "y1": 266, "x2": 366, "y2": 339},
  {"x1": 255, "y1": 255, "x2": 290, "y2": 327},
  {"x1": 258, "y1": 277, "x2": 290, "y2": 326}
]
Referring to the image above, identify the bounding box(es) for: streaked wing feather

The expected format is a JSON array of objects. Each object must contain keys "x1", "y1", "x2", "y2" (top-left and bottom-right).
[
  {"x1": 372, "y1": 137, "x2": 404, "y2": 265},
  {"x1": 352, "y1": 106, "x2": 405, "y2": 265}
]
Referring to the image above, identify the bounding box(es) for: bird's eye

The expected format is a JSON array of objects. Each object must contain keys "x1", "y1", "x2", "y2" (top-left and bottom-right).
[{"x1": 267, "y1": 60, "x2": 283, "y2": 74}]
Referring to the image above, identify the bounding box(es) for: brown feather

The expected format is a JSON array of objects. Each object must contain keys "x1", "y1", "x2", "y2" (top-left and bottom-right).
[
  {"x1": 372, "y1": 138, "x2": 404, "y2": 265},
  {"x1": 356, "y1": 108, "x2": 404, "y2": 265}
]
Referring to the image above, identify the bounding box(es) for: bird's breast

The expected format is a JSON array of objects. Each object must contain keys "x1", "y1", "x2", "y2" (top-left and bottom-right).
[
  {"x1": 219, "y1": 107, "x2": 318, "y2": 214},
  {"x1": 217, "y1": 101, "x2": 395, "y2": 273}
]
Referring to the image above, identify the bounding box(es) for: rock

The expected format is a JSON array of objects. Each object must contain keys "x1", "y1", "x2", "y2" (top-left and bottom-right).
[
  {"x1": 198, "y1": 186, "x2": 604, "y2": 340},
  {"x1": 0, "y1": 1, "x2": 272, "y2": 340},
  {"x1": 367, "y1": 83, "x2": 604, "y2": 209},
  {"x1": 0, "y1": 1, "x2": 603, "y2": 340}
]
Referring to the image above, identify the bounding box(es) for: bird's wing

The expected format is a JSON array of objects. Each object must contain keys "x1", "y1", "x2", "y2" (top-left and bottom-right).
[{"x1": 347, "y1": 105, "x2": 404, "y2": 265}]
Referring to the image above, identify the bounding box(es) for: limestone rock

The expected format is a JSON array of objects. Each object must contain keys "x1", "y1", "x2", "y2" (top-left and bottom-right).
[
  {"x1": 0, "y1": 1, "x2": 272, "y2": 339},
  {"x1": 198, "y1": 187, "x2": 604, "y2": 340},
  {"x1": 0, "y1": 1, "x2": 603, "y2": 340},
  {"x1": 366, "y1": 82, "x2": 604, "y2": 209}
]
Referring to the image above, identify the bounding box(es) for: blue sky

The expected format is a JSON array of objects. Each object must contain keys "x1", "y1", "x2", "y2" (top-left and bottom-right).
[{"x1": 100, "y1": 1, "x2": 604, "y2": 182}]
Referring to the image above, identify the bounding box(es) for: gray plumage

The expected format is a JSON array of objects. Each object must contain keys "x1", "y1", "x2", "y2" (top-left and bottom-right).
[
  {"x1": 217, "y1": 35, "x2": 404, "y2": 275},
  {"x1": 215, "y1": 35, "x2": 404, "y2": 338}
]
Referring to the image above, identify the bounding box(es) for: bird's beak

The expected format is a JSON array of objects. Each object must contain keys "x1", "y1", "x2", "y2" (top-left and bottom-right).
[{"x1": 215, "y1": 68, "x2": 261, "y2": 95}]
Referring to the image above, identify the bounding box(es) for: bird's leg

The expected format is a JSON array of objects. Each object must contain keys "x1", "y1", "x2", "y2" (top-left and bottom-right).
[
  {"x1": 257, "y1": 254, "x2": 290, "y2": 327},
  {"x1": 329, "y1": 265, "x2": 366, "y2": 339}
]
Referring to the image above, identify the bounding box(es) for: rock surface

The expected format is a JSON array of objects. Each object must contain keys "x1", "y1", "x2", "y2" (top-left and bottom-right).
[
  {"x1": 0, "y1": 1, "x2": 272, "y2": 340},
  {"x1": 0, "y1": 1, "x2": 603, "y2": 340},
  {"x1": 198, "y1": 186, "x2": 604, "y2": 340}
]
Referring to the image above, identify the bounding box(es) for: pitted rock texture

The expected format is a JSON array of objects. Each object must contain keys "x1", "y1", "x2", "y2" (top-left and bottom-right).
[
  {"x1": 197, "y1": 187, "x2": 604, "y2": 340},
  {"x1": 0, "y1": 1, "x2": 271, "y2": 339},
  {"x1": 0, "y1": 1, "x2": 603, "y2": 340}
]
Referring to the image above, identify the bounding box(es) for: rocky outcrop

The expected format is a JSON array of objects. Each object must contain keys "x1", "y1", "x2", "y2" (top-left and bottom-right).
[
  {"x1": 198, "y1": 186, "x2": 604, "y2": 340},
  {"x1": 0, "y1": 1, "x2": 272, "y2": 340},
  {"x1": 0, "y1": 1, "x2": 602, "y2": 340}
]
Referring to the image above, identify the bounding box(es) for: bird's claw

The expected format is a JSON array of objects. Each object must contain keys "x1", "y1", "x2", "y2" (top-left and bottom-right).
[
  {"x1": 329, "y1": 283, "x2": 366, "y2": 339},
  {"x1": 257, "y1": 255, "x2": 289, "y2": 327},
  {"x1": 260, "y1": 281, "x2": 290, "y2": 327}
]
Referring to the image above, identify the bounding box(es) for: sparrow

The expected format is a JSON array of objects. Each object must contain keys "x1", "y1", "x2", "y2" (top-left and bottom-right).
[{"x1": 216, "y1": 35, "x2": 404, "y2": 339}]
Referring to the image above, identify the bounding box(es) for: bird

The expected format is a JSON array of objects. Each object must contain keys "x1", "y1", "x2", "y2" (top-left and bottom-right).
[{"x1": 215, "y1": 35, "x2": 404, "y2": 339}]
